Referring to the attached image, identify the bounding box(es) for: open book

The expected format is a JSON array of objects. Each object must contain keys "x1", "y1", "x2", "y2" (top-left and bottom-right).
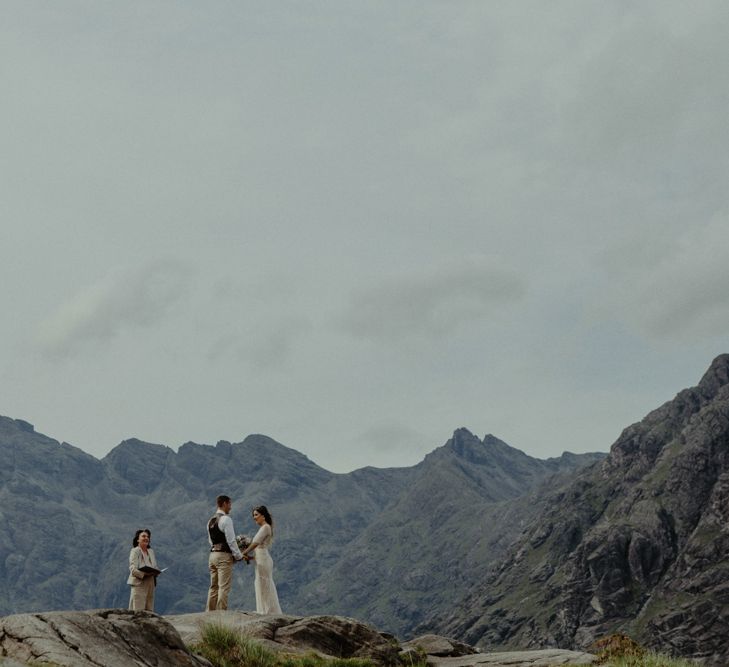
[{"x1": 139, "y1": 565, "x2": 168, "y2": 576}]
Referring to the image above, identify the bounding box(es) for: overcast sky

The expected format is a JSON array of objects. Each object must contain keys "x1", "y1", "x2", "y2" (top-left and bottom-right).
[{"x1": 2, "y1": 1, "x2": 728, "y2": 472}]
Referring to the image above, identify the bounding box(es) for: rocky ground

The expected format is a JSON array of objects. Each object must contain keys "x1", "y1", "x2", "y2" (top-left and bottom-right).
[
  {"x1": 0, "y1": 609, "x2": 205, "y2": 666},
  {"x1": 0, "y1": 609, "x2": 595, "y2": 666}
]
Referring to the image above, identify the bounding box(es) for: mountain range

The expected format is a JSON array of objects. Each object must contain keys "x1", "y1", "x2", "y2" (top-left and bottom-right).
[
  {"x1": 2, "y1": 355, "x2": 728, "y2": 664},
  {"x1": 0, "y1": 414, "x2": 600, "y2": 636}
]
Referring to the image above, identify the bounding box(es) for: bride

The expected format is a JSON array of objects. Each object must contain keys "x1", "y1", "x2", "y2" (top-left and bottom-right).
[{"x1": 241, "y1": 505, "x2": 282, "y2": 614}]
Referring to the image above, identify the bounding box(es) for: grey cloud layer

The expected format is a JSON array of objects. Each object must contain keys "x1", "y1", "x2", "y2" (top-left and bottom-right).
[
  {"x1": 36, "y1": 260, "x2": 194, "y2": 359},
  {"x1": 600, "y1": 216, "x2": 729, "y2": 339},
  {"x1": 342, "y1": 262, "x2": 527, "y2": 340},
  {"x1": 2, "y1": 1, "x2": 728, "y2": 473}
]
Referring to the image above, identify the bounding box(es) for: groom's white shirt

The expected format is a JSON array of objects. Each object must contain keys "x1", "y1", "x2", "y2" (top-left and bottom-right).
[{"x1": 208, "y1": 509, "x2": 243, "y2": 559}]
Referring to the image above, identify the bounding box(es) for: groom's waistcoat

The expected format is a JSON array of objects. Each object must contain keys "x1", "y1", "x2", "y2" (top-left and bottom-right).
[{"x1": 208, "y1": 515, "x2": 232, "y2": 552}]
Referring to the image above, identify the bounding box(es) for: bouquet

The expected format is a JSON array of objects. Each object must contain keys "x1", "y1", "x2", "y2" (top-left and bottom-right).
[{"x1": 235, "y1": 534, "x2": 251, "y2": 565}]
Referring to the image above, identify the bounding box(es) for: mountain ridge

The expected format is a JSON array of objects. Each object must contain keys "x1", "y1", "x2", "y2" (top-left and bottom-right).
[
  {"x1": 424, "y1": 354, "x2": 729, "y2": 665},
  {"x1": 0, "y1": 416, "x2": 601, "y2": 634}
]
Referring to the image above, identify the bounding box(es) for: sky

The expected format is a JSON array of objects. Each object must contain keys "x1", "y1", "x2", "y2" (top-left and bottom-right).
[{"x1": 2, "y1": 1, "x2": 728, "y2": 473}]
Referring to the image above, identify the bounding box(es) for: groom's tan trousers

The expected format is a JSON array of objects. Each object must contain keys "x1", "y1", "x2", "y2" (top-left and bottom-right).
[{"x1": 206, "y1": 551, "x2": 235, "y2": 611}]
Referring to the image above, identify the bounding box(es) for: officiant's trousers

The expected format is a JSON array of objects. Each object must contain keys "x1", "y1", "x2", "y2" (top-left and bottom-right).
[
  {"x1": 129, "y1": 577, "x2": 155, "y2": 611},
  {"x1": 207, "y1": 551, "x2": 235, "y2": 611}
]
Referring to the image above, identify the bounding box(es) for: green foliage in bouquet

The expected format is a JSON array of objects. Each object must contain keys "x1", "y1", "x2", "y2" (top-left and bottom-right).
[{"x1": 236, "y1": 534, "x2": 252, "y2": 551}]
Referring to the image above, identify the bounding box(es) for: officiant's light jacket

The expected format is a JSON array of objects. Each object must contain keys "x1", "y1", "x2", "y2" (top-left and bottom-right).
[{"x1": 127, "y1": 547, "x2": 158, "y2": 586}]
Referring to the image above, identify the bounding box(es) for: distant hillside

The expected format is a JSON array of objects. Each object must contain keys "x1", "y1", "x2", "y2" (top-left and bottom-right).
[
  {"x1": 424, "y1": 355, "x2": 729, "y2": 666},
  {"x1": 0, "y1": 415, "x2": 600, "y2": 637},
  {"x1": 298, "y1": 430, "x2": 604, "y2": 634}
]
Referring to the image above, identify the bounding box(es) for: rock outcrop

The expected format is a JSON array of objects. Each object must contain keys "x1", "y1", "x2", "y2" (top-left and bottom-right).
[
  {"x1": 401, "y1": 633, "x2": 478, "y2": 658},
  {"x1": 0, "y1": 609, "x2": 595, "y2": 667},
  {"x1": 0, "y1": 609, "x2": 207, "y2": 666},
  {"x1": 168, "y1": 611, "x2": 401, "y2": 663},
  {"x1": 427, "y1": 648, "x2": 595, "y2": 666},
  {"x1": 167, "y1": 611, "x2": 595, "y2": 666}
]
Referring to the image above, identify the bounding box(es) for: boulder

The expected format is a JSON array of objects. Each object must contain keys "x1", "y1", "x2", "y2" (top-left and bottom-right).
[
  {"x1": 402, "y1": 633, "x2": 477, "y2": 657},
  {"x1": 0, "y1": 609, "x2": 208, "y2": 666},
  {"x1": 275, "y1": 615, "x2": 399, "y2": 663},
  {"x1": 167, "y1": 612, "x2": 400, "y2": 663},
  {"x1": 427, "y1": 648, "x2": 595, "y2": 666}
]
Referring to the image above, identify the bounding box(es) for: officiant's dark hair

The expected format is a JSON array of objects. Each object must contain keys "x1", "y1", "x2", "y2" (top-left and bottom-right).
[
  {"x1": 132, "y1": 529, "x2": 151, "y2": 547},
  {"x1": 216, "y1": 495, "x2": 231, "y2": 507},
  {"x1": 253, "y1": 505, "x2": 273, "y2": 530}
]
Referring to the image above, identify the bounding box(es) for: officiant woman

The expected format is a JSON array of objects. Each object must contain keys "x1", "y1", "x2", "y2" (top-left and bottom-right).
[{"x1": 127, "y1": 528, "x2": 159, "y2": 611}]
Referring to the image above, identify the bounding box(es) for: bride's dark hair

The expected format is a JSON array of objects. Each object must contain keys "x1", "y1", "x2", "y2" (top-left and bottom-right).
[{"x1": 253, "y1": 505, "x2": 273, "y2": 532}]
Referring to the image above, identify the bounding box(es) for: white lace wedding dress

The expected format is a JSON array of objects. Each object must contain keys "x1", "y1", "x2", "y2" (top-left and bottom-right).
[{"x1": 251, "y1": 523, "x2": 282, "y2": 614}]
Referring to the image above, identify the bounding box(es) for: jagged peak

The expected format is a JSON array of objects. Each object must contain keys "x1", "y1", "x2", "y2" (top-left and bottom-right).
[
  {"x1": 240, "y1": 433, "x2": 286, "y2": 447},
  {"x1": 179, "y1": 440, "x2": 214, "y2": 450},
  {"x1": 111, "y1": 438, "x2": 172, "y2": 453},
  {"x1": 439, "y1": 428, "x2": 525, "y2": 463},
  {"x1": 451, "y1": 426, "x2": 479, "y2": 442},
  {"x1": 449, "y1": 428, "x2": 514, "y2": 447},
  {"x1": 443, "y1": 428, "x2": 483, "y2": 456},
  {"x1": 103, "y1": 439, "x2": 174, "y2": 468},
  {"x1": 238, "y1": 433, "x2": 317, "y2": 462},
  {"x1": 697, "y1": 353, "x2": 729, "y2": 396},
  {"x1": 482, "y1": 433, "x2": 510, "y2": 447},
  {"x1": 0, "y1": 415, "x2": 38, "y2": 435}
]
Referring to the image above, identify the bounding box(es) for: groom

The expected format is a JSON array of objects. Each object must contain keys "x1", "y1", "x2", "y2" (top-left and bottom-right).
[{"x1": 205, "y1": 494, "x2": 244, "y2": 611}]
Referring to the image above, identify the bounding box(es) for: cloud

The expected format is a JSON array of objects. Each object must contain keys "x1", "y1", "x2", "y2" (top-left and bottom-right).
[
  {"x1": 566, "y1": 5, "x2": 729, "y2": 172},
  {"x1": 203, "y1": 274, "x2": 312, "y2": 372},
  {"x1": 206, "y1": 320, "x2": 309, "y2": 372},
  {"x1": 353, "y1": 422, "x2": 430, "y2": 460},
  {"x1": 341, "y1": 258, "x2": 527, "y2": 340},
  {"x1": 598, "y1": 214, "x2": 729, "y2": 339},
  {"x1": 36, "y1": 259, "x2": 194, "y2": 359}
]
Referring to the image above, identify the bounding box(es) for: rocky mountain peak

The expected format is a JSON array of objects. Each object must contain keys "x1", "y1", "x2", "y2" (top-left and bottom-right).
[
  {"x1": 0, "y1": 415, "x2": 39, "y2": 437},
  {"x1": 441, "y1": 428, "x2": 518, "y2": 461},
  {"x1": 606, "y1": 354, "x2": 729, "y2": 480},
  {"x1": 446, "y1": 427, "x2": 482, "y2": 456},
  {"x1": 103, "y1": 438, "x2": 173, "y2": 493},
  {"x1": 0, "y1": 416, "x2": 35, "y2": 433},
  {"x1": 697, "y1": 352, "x2": 729, "y2": 396}
]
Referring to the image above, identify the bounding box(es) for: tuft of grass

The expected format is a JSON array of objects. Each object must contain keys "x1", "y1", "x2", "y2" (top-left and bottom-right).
[
  {"x1": 190, "y1": 623, "x2": 378, "y2": 667},
  {"x1": 277, "y1": 654, "x2": 377, "y2": 667},
  {"x1": 577, "y1": 633, "x2": 700, "y2": 667},
  {"x1": 190, "y1": 622, "x2": 278, "y2": 667},
  {"x1": 609, "y1": 654, "x2": 699, "y2": 667},
  {"x1": 592, "y1": 634, "x2": 646, "y2": 663},
  {"x1": 278, "y1": 657, "x2": 375, "y2": 667},
  {"x1": 277, "y1": 655, "x2": 326, "y2": 667},
  {"x1": 397, "y1": 646, "x2": 428, "y2": 667},
  {"x1": 562, "y1": 655, "x2": 699, "y2": 667}
]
